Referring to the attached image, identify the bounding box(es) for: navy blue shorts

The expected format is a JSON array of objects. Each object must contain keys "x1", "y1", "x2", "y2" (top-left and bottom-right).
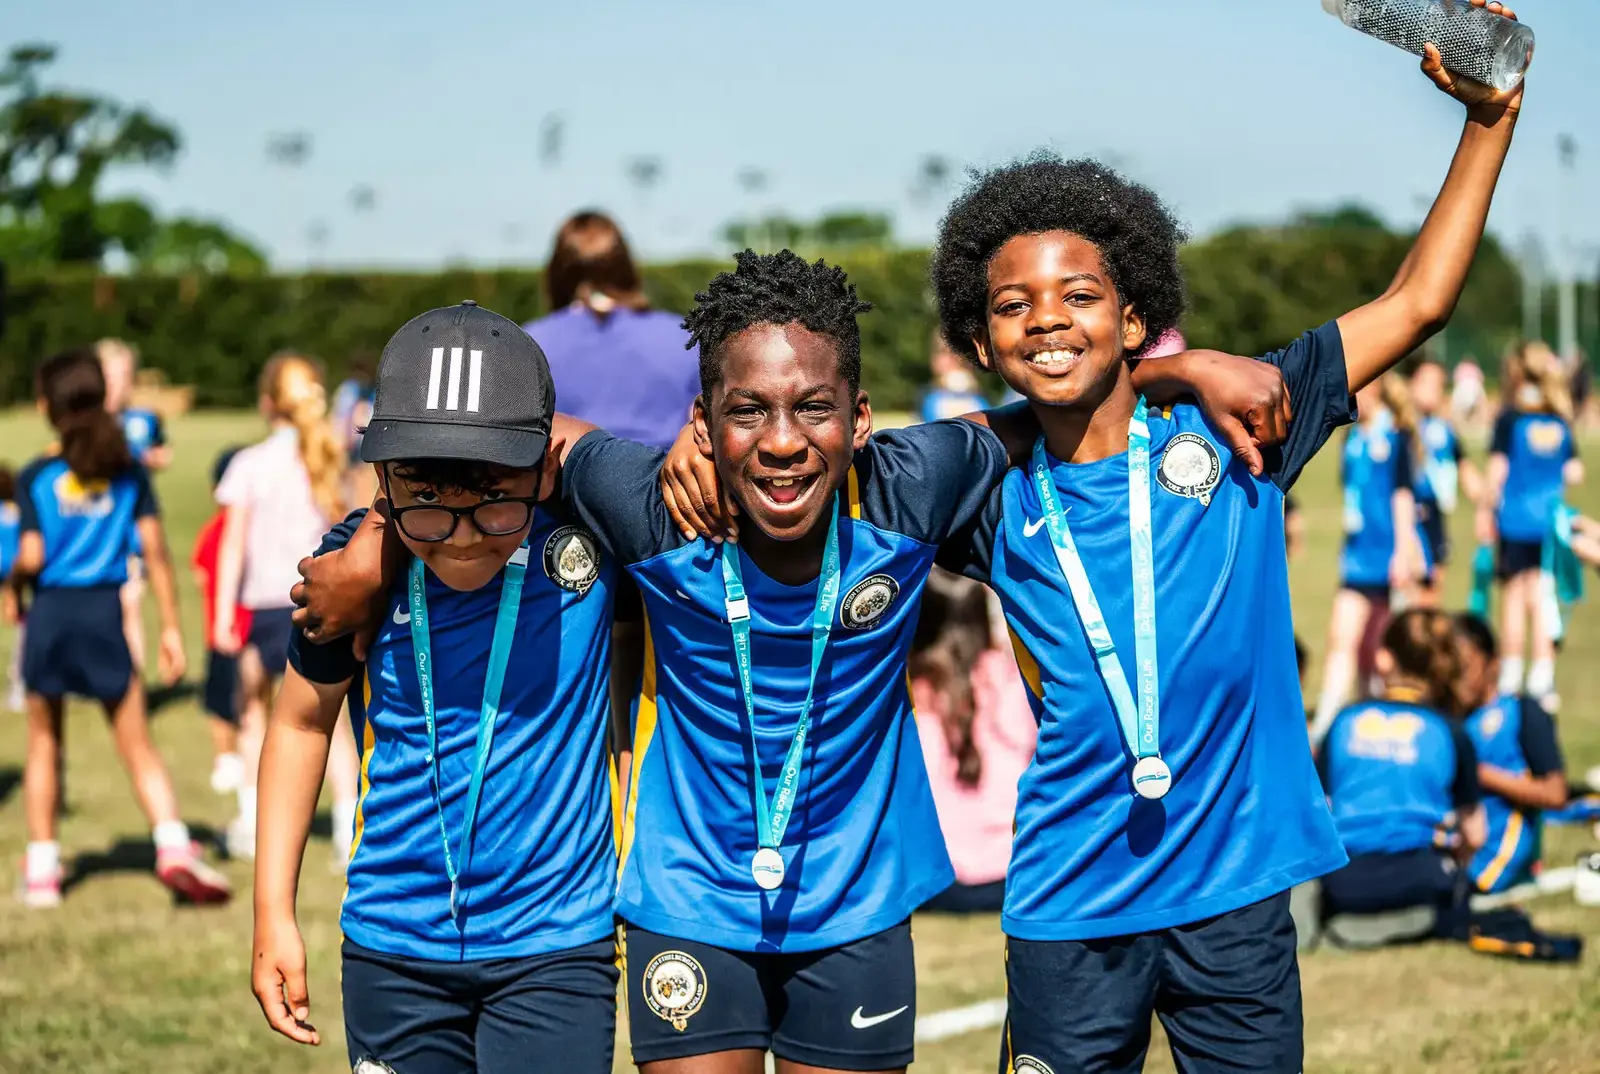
[
  {"x1": 624, "y1": 919, "x2": 916, "y2": 1070},
  {"x1": 1340, "y1": 581, "x2": 1391, "y2": 604},
  {"x1": 22, "y1": 586, "x2": 132, "y2": 701},
  {"x1": 202, "y1": 649, "x2": 240, "y2": 725},
  {"x1": 1321, "y1": 848, "x2": 1457, "y2": 916},
  {"x1": 247, "y1": 607, "x2": 294, "y2": 677},
  {"x1": 1497, "y1": 538, "x2": 1543, "y2": 580},
  {"x1": 1000, "y1": 893, "x2": 1303, "y2": 1074},
  {"x1": 1417, "y1": 501, "x2": 1451, "y2": 570},
  {"x1": 341, "y1": 937, "x2": 618, "y2": 1074}
]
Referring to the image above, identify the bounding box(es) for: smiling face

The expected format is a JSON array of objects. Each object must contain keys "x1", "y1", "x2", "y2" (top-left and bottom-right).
[
  {"x1": 693, "y1": 322, "x2": 871, "y2": 546},
  {"x1": 384, "y1": 462, "x2": 537, "y2": 592},
  {"x1": 972, "y1": 231, "x2": 1146, "y2": 411}
]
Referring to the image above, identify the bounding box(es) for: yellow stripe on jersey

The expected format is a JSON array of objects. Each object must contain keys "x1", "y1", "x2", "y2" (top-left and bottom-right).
[
  {"x1": 1475, "y1": 809, "x2": 1525, "y2": 892},
  {"x1": 847, "y1": 466, "x2": 862, "y2": 521},
  {"x1": 1007, "y1": 627, "x2": 1044, "y2": 700},
  {"x1": 349, "y1": 671, "x2": 376, "y2": 862},
  {"x1": 618, "y1": 616, "x2": 659, "y2": 875}
]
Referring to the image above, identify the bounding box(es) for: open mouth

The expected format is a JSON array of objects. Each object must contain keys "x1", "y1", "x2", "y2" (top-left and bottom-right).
[
  {"x1": 752, "y1": 473, "x2": 822, "y2": 509},
  {"x1": 1021, "y1": 345, "x2": 1084, "y2": 374}
]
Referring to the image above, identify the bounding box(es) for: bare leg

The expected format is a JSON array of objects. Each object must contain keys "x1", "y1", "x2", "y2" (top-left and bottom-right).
[
  {"x1": 779, "y1": 1061, "x2": 904, "y2": 1074},
  {"x1": 24, "y1": 693, "x2": 65, "y2": 843},
  {"x1": 208, "y1": 717, "x2": 239, "y2": 762},
  {"x1": 120, "y1": 569, "x2": 146, "y2": 678},
  {"x1": 1311, "y1": 588, "x2": 1374, "y2": 743},
  {"x1": 1498, "y1": 572, "x2": 1529, "y2": 694},
  {"x1": 102, "y1": 679, "x2": 179, "y2": 827},
  {"x1": 642, "y1": 1052, "x2": 767, "y2": 1074}
]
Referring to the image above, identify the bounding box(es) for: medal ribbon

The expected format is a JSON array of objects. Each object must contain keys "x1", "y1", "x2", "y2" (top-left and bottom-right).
[
  {"x1": 409, "y1": 542, "x2": 529, "y2": 920},
  {"x1": 1030, "y1": 397, "x2": 1161, "y2": 774},
  {"x1": 722, "y1": 500, "x2": 842, "y2": 866}
]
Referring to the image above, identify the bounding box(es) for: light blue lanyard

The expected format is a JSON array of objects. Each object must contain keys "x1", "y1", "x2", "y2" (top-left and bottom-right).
[
  {"x1": 721, "y1": 501, "x2": 842, "y2": 858},
  {"x1": 409, "y1": 542, "x2": 529, "y2": 920},
  {"x1": 1030, "y1": 398, "x2": 1160, "y2": 769}
]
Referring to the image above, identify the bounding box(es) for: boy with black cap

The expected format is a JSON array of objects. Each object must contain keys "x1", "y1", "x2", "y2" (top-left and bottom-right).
[{"x1": 250, "y1": 301, "x2": 626, "y2": 1073}]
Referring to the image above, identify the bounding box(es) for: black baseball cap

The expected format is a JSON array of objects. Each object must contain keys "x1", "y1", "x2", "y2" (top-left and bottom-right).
[{"x1": 361, "y1": 300, "x2": 555, "y2": 468}]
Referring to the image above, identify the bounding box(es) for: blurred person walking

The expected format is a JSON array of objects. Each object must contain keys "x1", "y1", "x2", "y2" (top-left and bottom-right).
[
  {"x1": 523, "y1": 212, "x2": 699, "y2": 451},
  {"x1": 1410, "y1": 357, "x2": 1482, "y2": 602},
  {"x1": 919, "y1": 331, "x2": 989, "y2": 423},
  {"x1": 213, "y1": 354, "x2": 358, "y2": 863}
]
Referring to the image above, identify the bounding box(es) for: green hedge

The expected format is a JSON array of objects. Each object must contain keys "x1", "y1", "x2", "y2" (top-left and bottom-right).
[{"x1": 0, "y1": 230, "x2": 1548, "y2": 412}]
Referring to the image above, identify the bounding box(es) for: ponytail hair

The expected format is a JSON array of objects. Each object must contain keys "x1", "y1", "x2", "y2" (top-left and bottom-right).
[
  {"x1": 1380, "y1": 608, "x2": 1476, "y2": 718},
  {"x1": 36, "y1": 348, "x2": 134, "y2": 483},
  {"x1": 1379, "y1": 371, "x2": 1423, "y2": 470},
  {"x1": 259, "y1": 351, "x2": 344, "y2": 522},
  {"x1": 1506, "y1": 340, "x2": 1573, "y2": 422},
  {"x1": 909, "y1": 570, "x2": 994, "y2": 787}
]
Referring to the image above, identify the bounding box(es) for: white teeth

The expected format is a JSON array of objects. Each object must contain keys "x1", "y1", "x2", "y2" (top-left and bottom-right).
[
  {"x1": 770, "y1": 478, "x2": 796, "y2": 487},
  {"x1": 1028, "y1": 348, "x2": 1081, "y2": 368}
]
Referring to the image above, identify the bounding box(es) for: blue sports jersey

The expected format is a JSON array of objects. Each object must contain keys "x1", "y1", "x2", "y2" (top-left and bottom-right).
[
  {"x1": 119, "y1": 408, "x2": 166, "y2": 462},
  {"x1": 561, "y1": 421, "x2": 1008, "y2": 952},
  {"x1": 945, "y1": 323, "x2": 1351, "y2": 942},
  {"x1": 289, "y1": 509, "x2": 620, "y2": 962},
  {"x1": 920, "y1": 388, "x2": 988, "y2": 424},
  {"x1": 1321, "y1": 698, "x2": 1477, "y2": 857},
  {"x1": 1416, "y1": 414, "x2": 1463, "y2": 511},
  {"x1": 0, "y1": 501, "x2": 19, "y2": 582},
  {"x1": 1466, "y1": 694, "x2": 1564, "y2": 893},
  {"x1": 1339, "y1": 416, "x2": 1426, "y2": 588},
  {"x1": 1492, "y1": 411, "x2": 1575, "y2": 543},
  {"x1": 15, "y1": 457, "x2": 156, "y2": 589}
]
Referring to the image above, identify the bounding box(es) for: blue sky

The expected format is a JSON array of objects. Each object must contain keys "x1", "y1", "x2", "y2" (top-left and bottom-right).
[{"x1": 11, "y1": 0, "x2": 1598, "y2": 274}]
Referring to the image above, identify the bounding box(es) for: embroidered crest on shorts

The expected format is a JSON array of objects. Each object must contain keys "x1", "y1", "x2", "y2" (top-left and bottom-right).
[
  {"x1": 353, "y1": 1060, "x2": 398, "y2": 1074},
  {"x1": 1156, "y1": 433, "x2": 1223, "y2": 506},
  {"x1": 643, "y1": 950, "x2": 707, "y2": 1032},
  {"x1": 543, "y1": 526, "x2": 601, "y2": 595},
  {"x1": 1012, "y1": 1057, "x2": 1056, "y2": 1074},
  {"x1": 840, "y1": 574, "x2": 900, "y2": 630}
]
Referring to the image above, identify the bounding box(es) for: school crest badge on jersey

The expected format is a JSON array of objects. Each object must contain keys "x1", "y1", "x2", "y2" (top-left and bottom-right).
[
  {"x1": 543, "y1": 526, "x2": 601, "y2": 595},
  {"x1": 1528, "y1": 420, "x2": 1566, "y2": 455},
  {"x1": 840, "y1": 574, "x2": 900, "y2": 630},
  {"x1": 1156, "y1": 433, "x2": 1222, "y2": 506},
  {"x1": 352, "y1": 1059, "x2": 398, "y2": 1074},
  {"x1": 643, "y1": 950, "x2": 707, "y2": 1032},
  {"x1": 1012, "y1": 1057, "x2": 1057, "y2": 1074}
]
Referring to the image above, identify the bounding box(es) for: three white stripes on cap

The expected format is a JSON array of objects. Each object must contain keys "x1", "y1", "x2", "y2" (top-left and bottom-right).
[{"x1": 425, "y1": 346, "x2": 483, "y2": 413}]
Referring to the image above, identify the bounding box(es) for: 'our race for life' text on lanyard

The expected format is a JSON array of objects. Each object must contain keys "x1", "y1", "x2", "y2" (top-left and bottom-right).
[
  {"x1": 721, "y1": 501, "x2": 842, "y2": 890},
  {"x1": 1030, "y1": 398, "x2": 1170, "y2": 800},
  {"x1": 409, "y1": 543, "x2": 528, "y2": 919}
]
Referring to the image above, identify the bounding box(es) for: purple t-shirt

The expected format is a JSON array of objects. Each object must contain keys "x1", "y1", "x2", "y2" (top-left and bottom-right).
[{"x1": 524, "y1": 306, "x2": 700, "y2": 451}]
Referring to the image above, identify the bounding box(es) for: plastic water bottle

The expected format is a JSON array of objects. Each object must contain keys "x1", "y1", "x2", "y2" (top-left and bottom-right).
[{"x1": 1322, "y1": 0, "x2": 1534, "y2": 92}]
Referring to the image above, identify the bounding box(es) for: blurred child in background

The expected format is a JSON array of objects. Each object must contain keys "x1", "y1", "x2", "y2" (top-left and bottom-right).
[
  {"x1": 1, "y1": 464, "x2": 22, "y2": 713},
  {"x1": 910, "y1": 569, "x2": 1037, "y2": 913},
  {"x1": 1317, "y1": 609, "x2": 1482, "y2": 941},
  {"x1": 330, "y1": 352, "x2": 378, "y2": 511},
  {"x1": 213, "y1": 353, "x2": 357, "y2": 863},
  {"x1": 1409, "y1": 357, "x2": 1481, "y2": 602},
  {"x1": 919, "y1": 330, "x2": 988, "y2": 423},
  {"x1": 97, "y1": 339, "x2": 168, "y2": 687},
  {"x1": 9, "y1": 348, "x2": 229, "y2": 908},
  {"x1": 1312, "y1": 375, "x2": 1430, "y2": 742},
  {"x1": 191, "y1": 445, "x2": 250, "y2": 795},
  {"x1": 1478, "y1": 341, "x2": 1583, "y2": 706},
  {"x1": 1455, "y1": 613, "x2": 1568, "y2": 895}
]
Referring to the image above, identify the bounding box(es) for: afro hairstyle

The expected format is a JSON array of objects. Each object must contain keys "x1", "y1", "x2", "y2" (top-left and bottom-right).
[
  {"x1": 930, "y1": 152, "x2": 1189, "y2": 366},
  {"x1": 682, "y1": 249, "x2": 873, "y2": 399}
]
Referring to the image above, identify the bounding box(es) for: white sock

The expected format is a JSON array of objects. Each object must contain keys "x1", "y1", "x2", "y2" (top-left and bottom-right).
[
  {"x1": 1311, "y1": 651, "x2": 1356, "y2": 746},
  {"x1": 26, "y1": 841, "x2": 60, "y2": 878},
  {"x1": 332, "y1": 798, "x2": 357, "y2": 855},
  {"x1": 1499, "y1": 656, "x2": 1526, "y2": 696},
  {"x1": 151, "y1": 820, "x2": 190, "y2": 852},
  {"x1": 237, "y1": 785, "x2": 258, "y2": 827},
  {"x1": 1527, "y1": 658, "x2": 1556, "y2": 699}
]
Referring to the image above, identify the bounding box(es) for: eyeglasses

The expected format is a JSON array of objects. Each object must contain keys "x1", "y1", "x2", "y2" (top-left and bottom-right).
[{"x1": 388, "y1": 496, "x2": 537, "y2": 543}]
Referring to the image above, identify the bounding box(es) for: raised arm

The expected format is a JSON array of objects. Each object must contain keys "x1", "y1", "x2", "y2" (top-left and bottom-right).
[{"x1": 1337, "y1": 0, "x2": 1526, "y2": 393}]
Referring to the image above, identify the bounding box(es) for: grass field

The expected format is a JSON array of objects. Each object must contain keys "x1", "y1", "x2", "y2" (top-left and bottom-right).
[{"x1": 1, "y1": 406, "x2": 1599, "y2": 1074}]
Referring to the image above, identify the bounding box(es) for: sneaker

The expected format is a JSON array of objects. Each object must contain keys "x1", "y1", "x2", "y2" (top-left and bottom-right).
[
  {"x1": 224, "y1": 813, "x2": 256, "y2": 862},
  {"x1": 17, "y1": 862, "x2": 62, "y2": 909},
  {"x1": 155, "y1": 842, "x2": 232, "y2": 904},
  {"x1": 210, "y1": 753, "x2": 244, "y2": 795}
]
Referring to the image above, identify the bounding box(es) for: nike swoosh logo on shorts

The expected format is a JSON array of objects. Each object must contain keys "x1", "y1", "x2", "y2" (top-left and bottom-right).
[
  {"x1": 393, "y1": 606, "x2": 410, "y2": 625},
  {"x1": 851, "y1": 1005, "x2": 909, "y2": 1030}
]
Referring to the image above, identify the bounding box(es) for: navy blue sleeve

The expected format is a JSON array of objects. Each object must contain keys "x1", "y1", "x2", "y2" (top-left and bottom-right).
[
  {"x1": 1450, "y1": 723, "x2": 1482, "y2": 809},
  {"x1": 1516, "y1": 697, "x2": 1565, "y2": 777},
  {"x1": 855, "y1": 420, "x2": 1009, "y2": 546},
  {"x1": 14, "y1": 459, "x2": 44, "y2": 534},
  {"x1": 131, "y1": 465, "x2": 160, "y2": 519},
  {"x1": 1451, "y1": 428, "x2": 1465, "y2": 465},
  {"x1": 1489, "y1": 411, "x2": 1516, "y2": 456},
  {"x1": 937, "y1": 486, "x2": 1003, "y2": 583},
  {"x1": 149, "y1": 413, "x2": 167, "y2": 448},
  {"x1": 1392, "y1": 431, "x2": 1416, "y2": 493},
  {"x1": 286, "y1": 510, "x2": 367, "y2": 685},
  {"x1": 560, "y1": 432, "x2": 680, "y2": 566},
  {"x1": 1260, "y1": 321, "x2": 1357, "y2": 492}
]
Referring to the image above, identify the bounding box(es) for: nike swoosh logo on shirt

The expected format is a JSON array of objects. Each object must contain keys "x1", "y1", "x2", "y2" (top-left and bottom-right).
[
  {"x1": 393, "y1": 606, "x2": 411, "y2": 626},
  {"x1": 1023, "y1": 517, "x2": 1047, "y2": 538},
  {"x1": 851, "y1": 1005, "x2": 909, "y2": 1030}
]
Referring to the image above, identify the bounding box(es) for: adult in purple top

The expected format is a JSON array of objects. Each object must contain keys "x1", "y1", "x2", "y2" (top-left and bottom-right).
[{"x1": 523, "y1": 212, "x2": 700, "y2": 451}]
